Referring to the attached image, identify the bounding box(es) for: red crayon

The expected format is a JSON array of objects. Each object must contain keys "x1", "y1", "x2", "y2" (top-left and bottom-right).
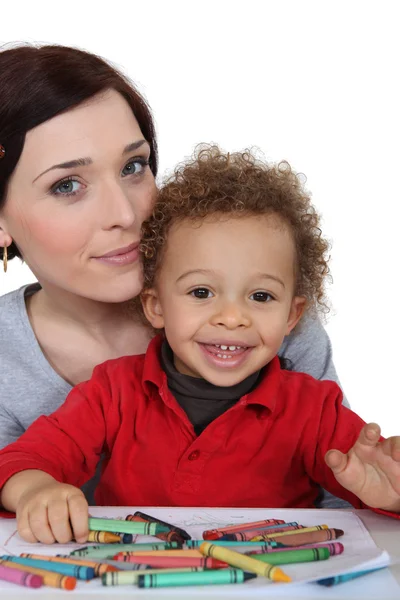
[
  {"x1": 114, "y1": 555, "x2": 227, "y2": 569},
  {"x1": 203, "y1": 519, "x2": 284, "y2": 540},
  {"x1": 246, "y1": 541, "x2": 345, "y2": 556},
  {"x1": 220, "y1": 525, "x2": 305, "y2": 541}
]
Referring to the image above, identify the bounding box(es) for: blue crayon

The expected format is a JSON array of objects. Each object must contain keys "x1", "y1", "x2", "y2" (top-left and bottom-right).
[
  {"x1": 317, "y1": 566, "x2": 387, "y2": 586},
  {"x1": 0, "y1": 555, "x2": 95, "y2": 580},
  {"x1": 121, "y1": 534, "x2": 133, "y2": 543},
  {"x1": 186, "y1": 539, "x2": 284, "y2": 548}
]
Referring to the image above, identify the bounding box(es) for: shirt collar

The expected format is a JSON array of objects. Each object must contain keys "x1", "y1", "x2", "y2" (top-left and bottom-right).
[{"x1": 142, "y1": 334, "x2": 280, "y2": 413}]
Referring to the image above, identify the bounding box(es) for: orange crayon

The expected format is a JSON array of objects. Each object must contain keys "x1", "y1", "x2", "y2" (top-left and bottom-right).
[{"x1": 87, "y1": 531, "x2": 122, "y2": 543}]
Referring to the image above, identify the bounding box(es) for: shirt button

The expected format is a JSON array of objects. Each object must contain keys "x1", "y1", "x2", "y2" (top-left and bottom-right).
[{"x1": 188, "y1": 450, "x2": 200, "y2": 461}]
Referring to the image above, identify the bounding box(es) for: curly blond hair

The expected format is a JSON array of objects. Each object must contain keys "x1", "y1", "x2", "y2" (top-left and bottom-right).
[{"x1": 140, "y1": 144, "x2": 331, "y2": 314}]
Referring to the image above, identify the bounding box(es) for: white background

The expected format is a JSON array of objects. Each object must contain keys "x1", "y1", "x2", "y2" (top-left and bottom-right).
[{"x1": 1, "y1": 1, "x2": 399, "y2": 435}]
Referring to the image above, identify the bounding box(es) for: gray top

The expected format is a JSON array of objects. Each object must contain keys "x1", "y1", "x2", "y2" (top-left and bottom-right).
[{"x1": 0, "y1": 283, "x2": 350, "y2": 508}]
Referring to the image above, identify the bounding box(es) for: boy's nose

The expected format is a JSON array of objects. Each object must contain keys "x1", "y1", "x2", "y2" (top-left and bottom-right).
[{"x1": 210, "y1": 301, "x2": 251, "y2": 329}]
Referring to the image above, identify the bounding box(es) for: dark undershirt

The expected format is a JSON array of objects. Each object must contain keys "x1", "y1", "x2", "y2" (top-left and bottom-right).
[{"x1": 160, "y1": 341, "x2": 262, "y2": 435}]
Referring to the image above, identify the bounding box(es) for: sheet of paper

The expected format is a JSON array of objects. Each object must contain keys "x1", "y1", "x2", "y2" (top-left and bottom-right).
[{"x1": 1, "y1": 507, "x2": 399, "y2": 597}]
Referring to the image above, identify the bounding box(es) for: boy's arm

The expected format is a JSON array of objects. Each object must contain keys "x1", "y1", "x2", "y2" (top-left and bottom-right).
[
  {"x1": 303, "y1": 381, "x2": 400, "y2": 513},
  {"x1": 279, "y1": 313, "x2": 349, "y2": 408},
  {"x1": 0, "y1": 363, "x2": 113, "y2": 511}
]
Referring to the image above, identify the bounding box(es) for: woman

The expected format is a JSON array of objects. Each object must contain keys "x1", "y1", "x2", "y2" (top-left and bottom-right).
[{"x1": 0, "y1": 43, "x2": 347, "y2": 507}]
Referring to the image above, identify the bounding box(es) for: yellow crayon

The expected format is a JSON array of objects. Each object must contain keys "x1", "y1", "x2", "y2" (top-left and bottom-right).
[
  {"x1": 114, "y1": 550, "x2": 203, "y2": 558},
  {"x1": 87, "y1": 531, "x2": 121, "y2": 543},
  {"x1": 251, "y1": 525, "x2": 328, "y2": 542},
  {"x1": 199, "y1": 542, "x2": 291, "y2": 583}
]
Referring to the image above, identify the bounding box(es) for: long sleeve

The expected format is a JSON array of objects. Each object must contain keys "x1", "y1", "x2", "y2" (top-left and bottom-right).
[{"x1": 0, "y1": 364, "x2": 114, "y2": 494}]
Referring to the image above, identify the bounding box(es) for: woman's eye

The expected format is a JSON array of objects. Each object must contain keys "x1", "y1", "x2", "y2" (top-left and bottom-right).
[
  {"x1": 190, "y1": 288, "x2": 213, "y2": 299},
  {"x1": 250, "y1": 291, "x2": 273, "y2": 303},
  {"x1": 122, "y1": 158, "x2": 149, "y2": 177},
  {"x1": 51, "y1": 178, "x2": 81, "y2": 197}
]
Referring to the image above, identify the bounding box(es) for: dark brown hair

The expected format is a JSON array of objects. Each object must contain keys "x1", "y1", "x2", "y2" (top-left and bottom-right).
[
  {"x1": 0, "y1": 43, "x2": 158, "y2": 260},
  {"x1": 141, "y1": 144, "x2": 331, "y2": 314}
]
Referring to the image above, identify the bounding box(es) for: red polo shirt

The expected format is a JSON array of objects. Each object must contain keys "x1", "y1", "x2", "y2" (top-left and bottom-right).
[{"x1": 0, "y1": 336, "x2": 371, "y2": 509}]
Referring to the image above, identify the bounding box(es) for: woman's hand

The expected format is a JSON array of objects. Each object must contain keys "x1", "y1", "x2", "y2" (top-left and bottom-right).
[
  {"x1": 1, "y1": 470, "x2": 89, "y2": 543},
  {"x1": 325, "y1": 423, "x2": 400, "y2": 512}
]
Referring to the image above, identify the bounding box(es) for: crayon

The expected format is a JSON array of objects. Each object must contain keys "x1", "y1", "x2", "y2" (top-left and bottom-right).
[
  {"x1": 253, "y1": 547, "x2": 330, "y2": 565},
  {"x1": 0, "y1": 564, "x2": 43, "y2": 589},
  {"x1": 88, "y1": 517, "x2": 169, "y2": 536},
  {"x1": 186, "y1": 539, "x2": 284, "y2": 549},
  {"x1": 70, "y1": 541, "x2": 182, "y2": 557},
  {"x1": 251, "y1": 528, "x2": 344, "y2": 546},
  {"x1": 87, "y1": 531, "x2": 121, "y2": 543},
  {"x1": 317, "y1": 566, "x2": 386, "y2": 586},
  {"x1": 138, "y1": 568, "x2": 258, "y2": 588},
  {"x1": 251, "y1": 525, "x2": 328, "y2": 541},
  {"x1": 127, "y1": 515, "x2": 184, "y2": 544},
  {"x1": 102, "y1": 568, "x2": 201, "y2": 586},
  {"x1": 219, "y1": 525, "x2": 306, "y2": 541},
  {"x1": 21, "y1": 553, "x2": 117, "y2": 576},
  {"x1": 131, "y1": 511, "x2": 191, "y2": 541},
  {"x1": 113, "y1": 555, "x2": 228, "y2": 569},
  {"x1": 0, "y1": 559, "x2": 76, "y2": 590},
  {"x1": 0, "y1": 556, "x2": 95, "y2": 580},
  {"x1": 113, "y1": 549, "x2": 203, "y2": 558},
  {"x1": 199, "y1": 542, "x2": 291, "y2": 583},
  {"x1": 246, "y1": 542, "x2": 345, "y2": 556},
  {"x1": 203, "y1": 519, "x2": 284, "y2": 539},
  {"x1": 121, "y1": 534, "x2": 133, "y2": 543}
]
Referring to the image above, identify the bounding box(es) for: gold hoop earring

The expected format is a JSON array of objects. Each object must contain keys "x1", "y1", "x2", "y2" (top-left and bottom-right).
[{"x1": 3, "y1": 245, "x2": 7, "y2": 273}]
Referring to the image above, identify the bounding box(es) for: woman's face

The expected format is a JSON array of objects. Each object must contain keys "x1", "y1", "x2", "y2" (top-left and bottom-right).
[{"x1": 1, "y1": 90, "x2": 157, "y2": 303}]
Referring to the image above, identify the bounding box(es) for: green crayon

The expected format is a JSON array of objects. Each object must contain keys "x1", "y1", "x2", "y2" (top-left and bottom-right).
[
  {"x1": 102, "y1": 567, "x2": 201, "y2": 586},
  {"x1": 70, "y1": 542, "x2": 181, "y2": 558},
  {"x1": 138, "y1": 568, "x2": 257, "y2": 588},
  {"x1": 88, "y1": 517, "x2": 168, "y2": 536},
  {"x1": 253, "y1": 547, "x2": 330, "y2": 565}
]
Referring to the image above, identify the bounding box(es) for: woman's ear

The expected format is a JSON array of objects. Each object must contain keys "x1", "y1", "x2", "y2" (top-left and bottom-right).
[
  {"x1": 286, "y1": 296, "x2": 307, "y2": 335},
  {"x1": 141, "y1": 288, "x2": 165, "y2": 330}
]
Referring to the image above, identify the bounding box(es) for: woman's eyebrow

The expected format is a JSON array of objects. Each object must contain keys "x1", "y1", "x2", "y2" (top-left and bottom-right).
[{"x1": 33, "y1": 139, "x2": 148, "y2": 183}]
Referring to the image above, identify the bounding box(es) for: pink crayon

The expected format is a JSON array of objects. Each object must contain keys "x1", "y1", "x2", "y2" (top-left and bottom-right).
[
  {"x1": 203, "y1": 519, "x2": 285, "y2": 540},
  {"x1": 246, "y1": 542, "x2": 344, "y2": 556},
  {"x1": 0, "y1": 564, "x2": 43, "y2": 588}
]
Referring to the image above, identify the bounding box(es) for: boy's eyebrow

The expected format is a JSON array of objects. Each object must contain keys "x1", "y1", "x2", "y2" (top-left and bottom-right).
[
  {"x1": 176, "y1": 269, "x2": 215, "y2": 283},
  {"x1": 256, "y1": 273, "x2": 286, "y2": 289},
  {"x1": 32, "y1": 139, "x2": 148, "y2": 183},
  {"x1": 176, "y1": 269, "x2": 285, "y2": 288}
]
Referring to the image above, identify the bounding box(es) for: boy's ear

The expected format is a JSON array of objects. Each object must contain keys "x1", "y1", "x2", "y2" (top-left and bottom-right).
[
  {"x1": 141, "y1": 288, "x2": 165, "y2": 330},
  {"x1": 286, "y1": 296, "x2": 307, "y2": 335}
]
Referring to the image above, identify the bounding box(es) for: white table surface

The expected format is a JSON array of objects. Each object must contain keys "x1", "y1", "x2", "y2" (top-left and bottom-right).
[{"x1": 2, "y1": 509, "x2": 400, "y2": 599}]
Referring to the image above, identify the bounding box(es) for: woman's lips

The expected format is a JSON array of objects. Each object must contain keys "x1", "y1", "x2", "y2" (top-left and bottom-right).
[{"x1": 94, "y1": 242, "x2": 139, "y2": 266}]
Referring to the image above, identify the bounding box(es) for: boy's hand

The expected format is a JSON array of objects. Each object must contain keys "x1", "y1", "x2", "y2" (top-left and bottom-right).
[
  {"x1": 16, "y1": 479, "x2": 89, "y2": 544},
  {"x1": 325, "y1": 423, "x2": 400, "y2": 512}
]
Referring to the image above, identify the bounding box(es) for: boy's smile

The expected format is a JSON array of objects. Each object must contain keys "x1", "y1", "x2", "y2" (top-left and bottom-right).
[{"x1": 142, "y1": 214, "x2": 306, "y2": 386}]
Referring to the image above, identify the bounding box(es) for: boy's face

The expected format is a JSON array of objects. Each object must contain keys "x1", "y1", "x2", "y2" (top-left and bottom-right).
[{"x1": 142, "y1": 215, "x2": 306, "y2": 387}]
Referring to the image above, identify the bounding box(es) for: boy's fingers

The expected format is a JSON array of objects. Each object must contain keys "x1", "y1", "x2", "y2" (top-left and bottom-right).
[
  {"x1": 17, "y1": 508, "x2": 37, "y2": 543},
  {"x1": 47, "y1": 499, "x2": 73, "y2": 544},
  {"x1": 28, "y1": 506, "x2": 55, "y2": 545},
  {"x1": 325, "y1": 449, "x2": 348, "y2": 475},
  {"x1": 68, "y1": 493, "x2": 89, "y2": 543},
  {"x1": 355, "y1": 423, "x2": 381, "y2": 448},
  {"x1": 380, "y1": 436, "x2": 400, "y2": 461}
]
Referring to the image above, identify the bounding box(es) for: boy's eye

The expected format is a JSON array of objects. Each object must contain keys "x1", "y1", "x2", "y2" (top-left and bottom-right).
[
  {"x1": 190, "y1": 288, "x2": 213, "y2": 299},
  {"x1": 250, "y1": 291, "x2": 273, "y2": 303}
]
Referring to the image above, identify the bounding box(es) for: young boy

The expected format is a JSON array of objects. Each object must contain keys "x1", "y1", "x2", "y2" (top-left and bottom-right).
[{"x1": 0, "y1": 145, "x2": 399, "y2": 545}]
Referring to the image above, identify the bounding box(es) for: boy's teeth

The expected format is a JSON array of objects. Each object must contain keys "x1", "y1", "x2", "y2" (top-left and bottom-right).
[{"x1": 218, "y1": 344, "x2": 241, "y2": 351}]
